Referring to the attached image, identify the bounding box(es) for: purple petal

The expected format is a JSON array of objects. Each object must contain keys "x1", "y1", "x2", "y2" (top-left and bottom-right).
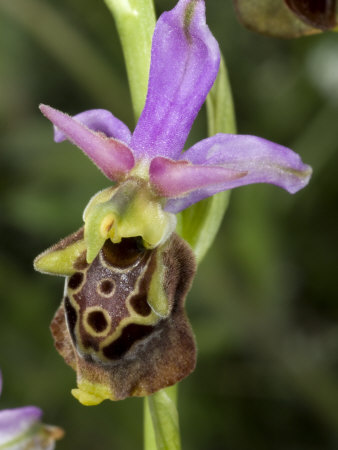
[
  {"x1": 54, "y1": 109, "x2": 132, "y2": 145},
  {"x1": 0, "y1": 406, "x2": 42, "y2": 444},
  {"x1": 159, "y1": 134, "x2": 312, "y2": 213},
  {"x1": 150, "y1": 157, "x2": 246, "y2": 197},
  {"x1": 40, "y1": 104, "x2": 135, "y2": 180},
  {"x1": 131, "y1": 0, "x2": 220, "y2": 160}
]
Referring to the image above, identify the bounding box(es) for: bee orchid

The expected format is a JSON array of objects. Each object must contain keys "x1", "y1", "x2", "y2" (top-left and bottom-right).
[{"x1": 35, "y1": 0, "x2": 311, "y2": 406}]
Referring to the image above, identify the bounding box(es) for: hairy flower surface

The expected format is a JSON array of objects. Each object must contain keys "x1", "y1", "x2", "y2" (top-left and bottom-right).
[
  {"x1": 35, "y1": 0, "x2": 312, "y2": 405},
  {"x1": 0, "y1": 371, "x2": 63, "y2": 449}
]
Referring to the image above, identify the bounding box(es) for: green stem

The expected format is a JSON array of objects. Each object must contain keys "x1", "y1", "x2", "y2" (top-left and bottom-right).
[
  {"x1": 144, "y1": 386, "x2": 181, "y2": 450},
  {"x1": 104, "y1": 0, "x2": 156, "y2": 120}
]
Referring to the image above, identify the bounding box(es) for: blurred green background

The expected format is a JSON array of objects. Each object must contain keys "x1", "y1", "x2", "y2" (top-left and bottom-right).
[{"x1": 1, "y1": 0, "x2": 338, "y2": 449}]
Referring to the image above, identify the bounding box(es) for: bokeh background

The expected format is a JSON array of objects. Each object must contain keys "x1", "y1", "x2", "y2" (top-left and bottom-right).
[{"x1": 1, "y1": 0, "x2": 338, "y2": 448}]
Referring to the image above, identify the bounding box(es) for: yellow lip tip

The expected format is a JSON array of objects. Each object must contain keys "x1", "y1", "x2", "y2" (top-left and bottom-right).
[
  {"x1": 71, "y1": 381, "x2": 115, "y2": 406},
  {"x1": 71, "y1": 388, "x2": 104, "y2": 406}
]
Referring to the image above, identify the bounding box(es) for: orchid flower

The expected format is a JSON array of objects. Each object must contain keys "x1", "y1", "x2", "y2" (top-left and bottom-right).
[
  {"x1": 35, "y1": 0, "x2": 311, "y2": 406},
  {"x1": 0, "y1": 371, "x2": 63, "y2": 449}
]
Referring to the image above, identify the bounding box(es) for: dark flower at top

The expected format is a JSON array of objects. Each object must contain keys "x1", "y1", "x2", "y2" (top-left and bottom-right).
[{"x1": 234, "y1": 0, "x2": 337, "y2": 38}]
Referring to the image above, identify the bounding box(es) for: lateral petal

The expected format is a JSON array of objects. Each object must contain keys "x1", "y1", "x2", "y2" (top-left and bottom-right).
[
  {"x1": 40, "y1": 104, "x2": 135, "y2": 181},
  {"x1": 53, "y1": 109, "x2": 132, "y2": 145}
]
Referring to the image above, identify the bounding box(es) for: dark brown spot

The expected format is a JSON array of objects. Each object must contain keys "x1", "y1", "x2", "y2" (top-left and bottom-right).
[
  {"x1": 68, "y1": 272, "x2": 84, "y2": 290},
  {"x1": 99, "y1": 279, "x2": 115, "y2": 296},
  {"x1": 103, "y1": 323, "x2": 154, "y2": 360},
  {"x1": 102, "y1": 238, "x2": 146, "y2": 268},
  {"x1": 81, "y1": 338, "x2": 99, "y2": 351},
  {"x1": 127, "y1": 247, "x2": 157, "y2": 316},
  {"x1": 52, "y1": 234, "x2": 197, "y2": 401},
  {"x1": 64, "y1": 296, "x2": 77, "y2": 343},
  {"x1": 87, "y1": 310, "x2": 108, "y2": 333},
  {"x1": 130, "y1": 293, "x2": 151, "y2": 316}
]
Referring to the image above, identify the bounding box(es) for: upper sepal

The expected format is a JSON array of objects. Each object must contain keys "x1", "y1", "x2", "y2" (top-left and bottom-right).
[{"x1": 131, "y1": 0, "x2": 220, "y2": 160}]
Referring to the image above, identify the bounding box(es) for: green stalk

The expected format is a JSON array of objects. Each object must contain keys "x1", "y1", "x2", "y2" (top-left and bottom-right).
[
  {"x1": 104, "y1": 0, "x2": 156, "y2": 120},
  {"x1": 144, "y1": 386, "x2": 180, "y2": 450}
]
